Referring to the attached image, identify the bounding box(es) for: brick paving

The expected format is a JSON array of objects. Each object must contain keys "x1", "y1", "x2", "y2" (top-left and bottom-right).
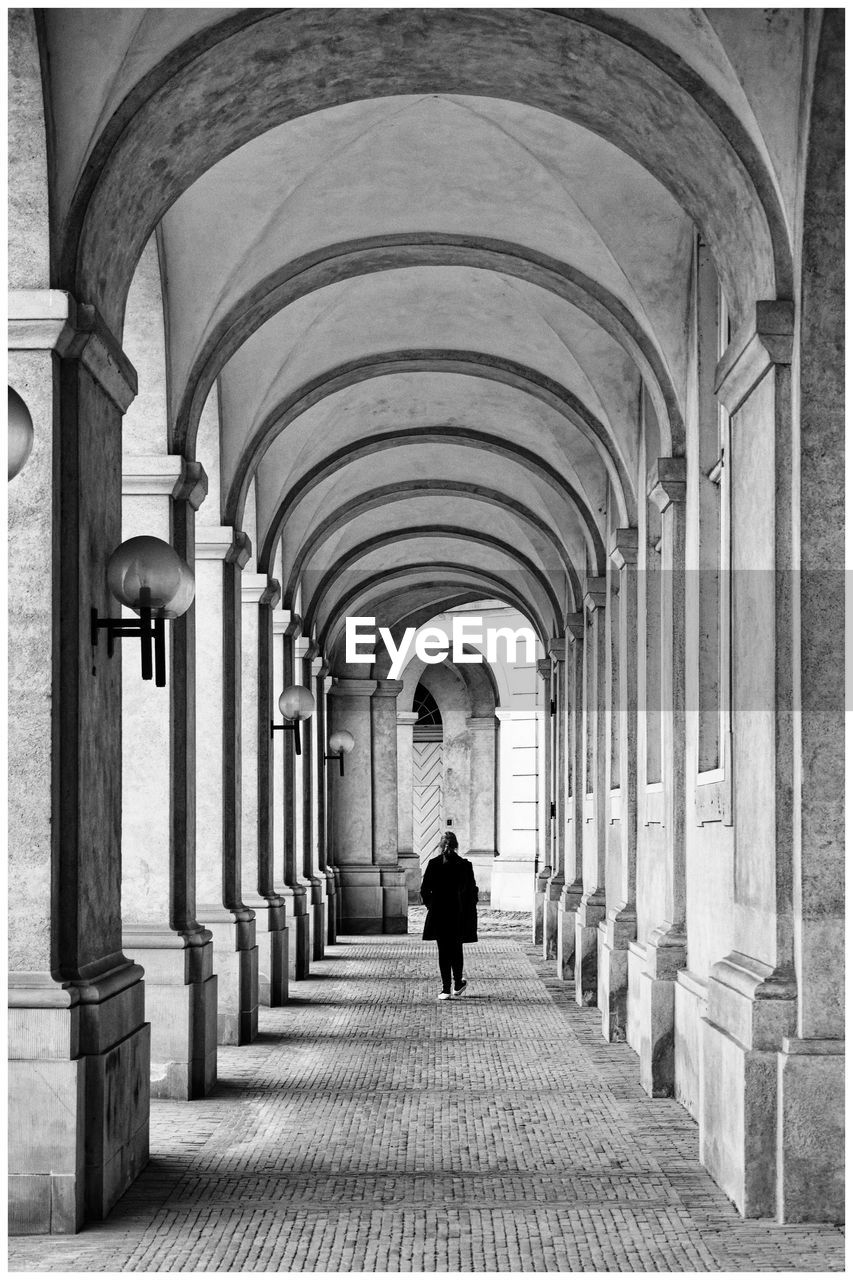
[{"x1": 9, "y1": 910, "x2": 845, "y2": 1272}]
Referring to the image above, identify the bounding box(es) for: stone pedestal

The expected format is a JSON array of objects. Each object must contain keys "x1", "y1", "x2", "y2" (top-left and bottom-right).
[
  {"x1": 575, "y1": 893, "x2": 605, "y2": 1005},
  {"x1": 201, "y1": 908, "x2": 258, "y2": 1045},
  {"x1": 123, "y1": 928, "x2": 217, "y2": 1099},
  {"x1": 776, "y1": 1038, "x2": 844, "y2": 1223},
  {"x1": 701, "y1": 953, "x2": 795, "y2": 1216},
  {"x1": 638, "y1": 926, "x2": 686, "y2": 1097},
  {"x1": 556, "y1": 879, "x2": 583, "y2": 980}
]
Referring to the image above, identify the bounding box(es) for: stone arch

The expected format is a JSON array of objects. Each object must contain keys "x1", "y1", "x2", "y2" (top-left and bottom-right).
[
  {"x1": 55, "y1": 9, "x2": 789, "y2": 331},
  {"x1": 170, "y1": 234, "x2": 685, "y2": 456},
  {"x1": 259, "y1": 426, "x2": 608, "y2": 577},
  {"x1": 279, "y1": 483, "x2": 581, "y2": 610},
  {"x1": 230, "y1": 353, "x2": 634, "y2": 531}
]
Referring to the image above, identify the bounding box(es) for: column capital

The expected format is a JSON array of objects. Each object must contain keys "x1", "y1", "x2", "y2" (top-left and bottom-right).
[
  {"x1": 122, "y1": 455, "x2": 207, "y2": 510},
  {"x1": 647, "y1": 458, "x2": 686, "y2": 513},
  {"x1": 295, "y1": 636, "x2": 319, "y2": 661},
  {"x1": 397, "y1": 711, "x2": 419, "y2": 727},
  {"x1": 328, "y1": 678, "x2": 377, "y2": 698},
  {"x1": 242, "y1": 574, "x2": 280, "y2": 607},
  {"x1": 609, "y1": 527, "x2": 639, "y2": 569},
  {"x1": 195, "y1": 525, "x2": 251, "y2": 566},
  {"x1": 584, "y1": 577, "x2": 606, "y2": 612},
  {"x1": 715, "y1": 299, "x2": 794, "y2": 416},
  {"x1": 536, "y1": 658, "x2": 552, "y2": 681},
  {"x1": 548, "y1": 638, "x2": 567, "y2": 662},
  {"x1": 9, "y1": 290, "x2": 138, "y2": 412},
  {"x1": 272, "y1": 608, "x2": 302, "y2": 637},
  {"x1": 373, "y1": 679, "x2": 405, "y2": 698},
  {"x1": 565, "y1": 611, "x2": 585, "y2": 642}
]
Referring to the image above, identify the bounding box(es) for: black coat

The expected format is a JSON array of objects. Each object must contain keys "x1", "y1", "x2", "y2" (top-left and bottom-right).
[{"x1": 420, "y1": 854, "x2": 479, "y2": 943}]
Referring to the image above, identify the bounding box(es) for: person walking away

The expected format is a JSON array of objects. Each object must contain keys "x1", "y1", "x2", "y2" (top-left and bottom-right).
[{"x1": 420, "y1": 831, "x2": 479, "y2": 1000}]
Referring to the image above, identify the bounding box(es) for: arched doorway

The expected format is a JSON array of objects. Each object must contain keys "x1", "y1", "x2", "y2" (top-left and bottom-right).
[{"x1": 412, "y1": 683, "x2": 444, "y2": 873}]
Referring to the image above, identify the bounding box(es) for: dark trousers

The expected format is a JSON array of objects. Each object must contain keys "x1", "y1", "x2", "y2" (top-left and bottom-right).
[{"x1": 437, "y1": 936, "x2": 464, "y2": 992}]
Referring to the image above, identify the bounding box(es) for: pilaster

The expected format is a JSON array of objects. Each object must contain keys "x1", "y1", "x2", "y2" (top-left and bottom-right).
[
  {"x1": 9, "y1": 290, "x2": 148, "y2": 1232},
  {"x1": 599, "y1": 528, "x2": 639, "y2": 1042},
  {"x1": 121, "y1": 455, "x2": 216, "y2": 1099},
  {"x1": 194, "y1": 527, "x2": 258, "y2": 1044},
  {"x1": 575, "y1": 579, "x2": 606, "y2": 1006}
]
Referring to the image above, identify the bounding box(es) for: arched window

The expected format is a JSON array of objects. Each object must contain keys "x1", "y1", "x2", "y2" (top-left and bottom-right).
[{"x1": 413, "y1": 683, "x2": 442, "y2": 727}]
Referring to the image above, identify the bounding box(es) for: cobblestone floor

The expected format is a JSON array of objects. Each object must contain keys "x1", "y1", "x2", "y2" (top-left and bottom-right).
[{"x1": 10, "y1": 910, "x2": 845, "y2": 1272}]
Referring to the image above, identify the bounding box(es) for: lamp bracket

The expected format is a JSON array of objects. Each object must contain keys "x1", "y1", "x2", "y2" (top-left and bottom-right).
[
  {"x1": 271, "y1": 719, "x2": 302, "y2": 754},
  {"x1": 90, "y1": 606, "x2": 167, "y2": 686}
]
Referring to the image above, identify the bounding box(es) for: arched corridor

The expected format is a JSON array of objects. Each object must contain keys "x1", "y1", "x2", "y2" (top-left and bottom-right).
[
  {"x1": 9, "y1": 919, "x2": 844, "y2": 1271},
  {"x1": 8, "y1": 5, "x2": 844, "y2": 1254}
]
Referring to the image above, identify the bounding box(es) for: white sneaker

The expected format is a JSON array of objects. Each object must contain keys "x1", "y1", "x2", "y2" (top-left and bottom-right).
[
  {"x1": 437, "y1": 992, "x2": 452, "y2": 1001},
  {"x1": 453, "y1": 980, "x2": 468, "y2": 997}
]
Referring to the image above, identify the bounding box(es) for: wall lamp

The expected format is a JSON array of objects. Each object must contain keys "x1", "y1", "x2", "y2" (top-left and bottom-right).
[
  {"x1": 91, "y1": 536, "x2": 195, "y2": 687},
  {"x1": 325, "y1": 730, "x2": 355, "y2": 777},
  {"x1": 8, "y1": 386, "x2": 34, "y2": 480},
  {"x1": 271, "y1": 685, "x2": 315, "y2": 754}
]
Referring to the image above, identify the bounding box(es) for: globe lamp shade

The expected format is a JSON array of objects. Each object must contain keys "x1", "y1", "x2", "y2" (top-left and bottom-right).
[
  {"x1": 279, "y1": 685, "x2": 315, "y2": 721},
  {"x1": 328, "y1": 729, "x2": 355, "y2": 757},
  {"x1": 107, "y1": 536, "x2": 195, "y2": 619},
  {"x1": 8, "y1": 386, "x2": 34, "y2": 480}
]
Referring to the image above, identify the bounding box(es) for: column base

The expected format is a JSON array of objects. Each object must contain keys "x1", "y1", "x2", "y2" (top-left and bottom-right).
[
  {"x1": 332, "y1": 867, "x2": 343, "y2": 933},
  {"x1": 466, "y1": 850, "x2": 495, "y2": 904},
  {"x1": 308, "y1": 876, "x2": 326, "y2": 961},
  {"x1": 9, "y1": 963, "x2": 149, "y2": 1235},
  {"x1": 397, "y1": 850, "x2": 421, "y2": 903},
  {"x1": 574, "y1": 893, "x2": 605, "y2": 1006},
  {"x1": 636, "y1": 925, "x2": 686, "y2": 1097},
  {"x1": 280, "y1": 885, "x2": 310, "y2": 981},
  {"x1": 123, "y1": 925, "x2": 217, "y2": 1098},
  {"x1": 556, "y1": 880, "x2": 583, "y2": 980},
  {"x1": 777, "y1": 1037, "x2": 844, "y2": 1223},
  {"x1": 243, "y1": 899, "x2": 288, "y2": 1007},
  {"x1": 491, "y1": 855, "x2": 535, "y2": 911},
  {"x1": 533, "y1": 864, "x2": 551, "y2": 945},
  {"x1": 200, "y1": 906, "x2": 258, "y2": 1045},
  {"x1": 337, "y1": 866, "x2": 408, "y2": 933},
  {"x1": 543, "y1": 873, "x2": 563, "y2": 960},
  {"x1": 323, "y1": 869, "x2": 338, "y2": 944},
  {"x1": 597, "y1": 907, "x2": 637, "y2": 1042},
  {"x1": 700, "y1": 951, "x2": 796, "y2": 1217}
]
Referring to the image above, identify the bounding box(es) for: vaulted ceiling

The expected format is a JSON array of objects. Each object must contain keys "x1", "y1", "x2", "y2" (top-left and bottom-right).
[{"x1": 35, "y1": 8, "x2": 814, "y2": 667}]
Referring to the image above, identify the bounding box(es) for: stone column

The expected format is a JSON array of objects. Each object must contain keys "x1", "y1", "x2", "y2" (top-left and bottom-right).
[
  {"x1": 372, "y1": 679, "x2": 408, "y2": 932},
  {"x1": 533, "y1": 658, "x2": 553, "y2": 945},
  {"x1": 575, "y1": 578, "x2": 607, "y2": 1005},
  {"x1": 599, "y1": 529, "x2": 639, "y2": 1041},
  {"x1": 557, "y1": 615, "x2": 585, "y2": 980},
  {"x1": 637, "y1": 461, "x2": 687, "y2": 1092},
  {"x1": 544, "y1": 640, "x2": 566, "y2": 960},
  {"x1": 312, "y1": 657, "x2": 337, "y2": 944},
  {"x1": 274, "y1": 621, "x2": 310, "y2": 979},
  {"x1": 242, "y1": 574, "x2": 288, "y2": 1005},
  {"x1": 297, "y1": 637, "x2": 326, "y2": 960},
  {"x1": 121, "y1": 456, "x2": 217, "y2": 1099},
  {"x1": 9, "y1": 290, "x2": 149, "y2": 1232},
  {"x1": 701, "y1": 304, "x2": 805, "y2": 1217},
  {"x1": 396, "y1": 710, "x2": 421, "y2": 901},
  {"x1": 492, "y1": 707, "x2": 539, "y2": 910},
  {"x1": 466, "y1": 715, "x2": 498, "y2": 901},
  {"x1": 195, "y1": 526, "x2": 258, "y2": 1044},
  {"x1": 328, "y1": 678, "x2": 379, "y2": 931}
]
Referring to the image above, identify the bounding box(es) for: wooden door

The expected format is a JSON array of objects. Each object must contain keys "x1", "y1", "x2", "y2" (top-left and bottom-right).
[{"x1": 413, "y1": 740, "x2": 443, "y2": 871}]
